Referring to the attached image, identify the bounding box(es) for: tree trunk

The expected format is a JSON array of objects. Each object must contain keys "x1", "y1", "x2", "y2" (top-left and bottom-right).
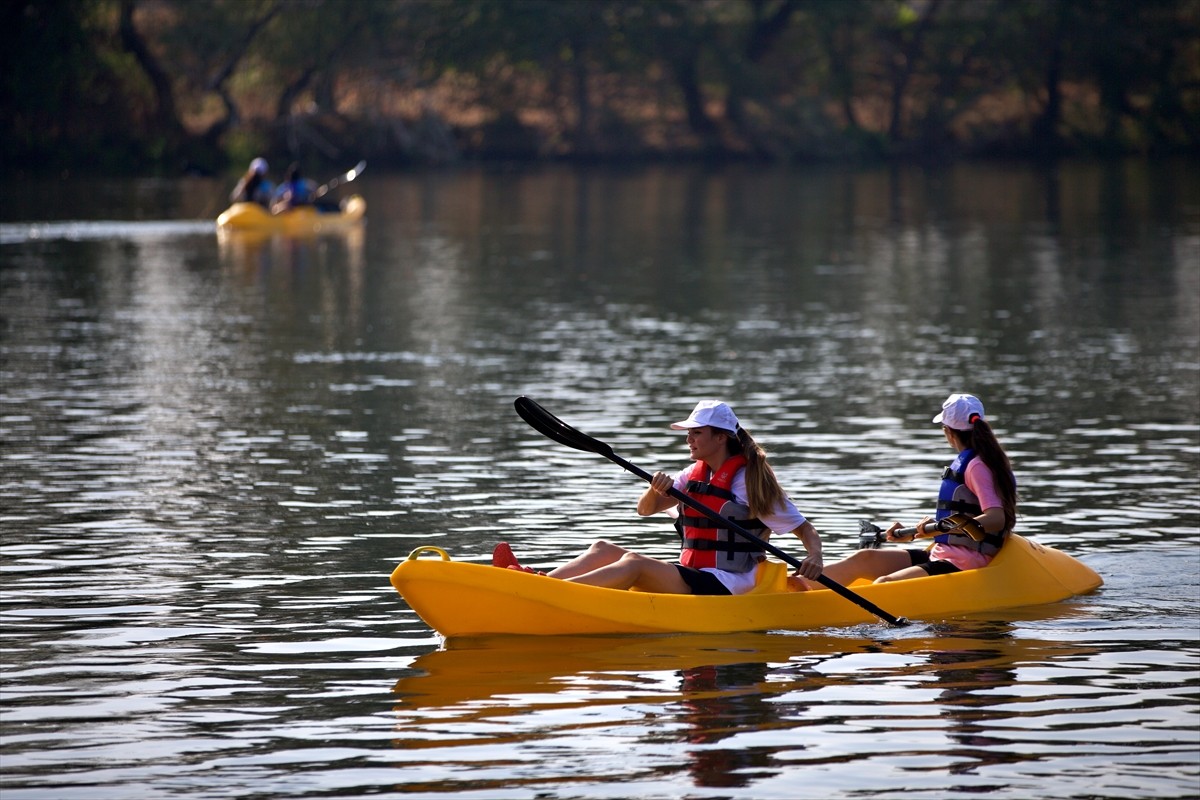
[
  {"x1": 670, "y1": 45, "x2": 720, "y2": 146},
  {"x1": 118, "y1": 0, "x2": 185, "y2": 148},
  {"x1": 724, "y1": 0, "x2": 799, "y2": 156},
  {"x1": 886, "y1": 0, "x2": 942, "y2": 147},
  {"x1": 570, "y1": 33, "x2": 594, "y2": 155},
  {"x1": 1031, "y1": 5, "x2": 1065, "y2": 155},
  {"x1": 203, "y1": 2, "x2": 281, "y2": 142}
]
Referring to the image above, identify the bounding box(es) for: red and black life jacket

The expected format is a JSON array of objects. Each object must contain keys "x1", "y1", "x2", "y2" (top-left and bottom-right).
[{"x1": 677, "y1": 455, "x2": 768, "y2": 572}]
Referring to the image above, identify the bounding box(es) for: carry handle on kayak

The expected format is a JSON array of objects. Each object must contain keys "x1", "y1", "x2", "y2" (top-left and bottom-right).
[{"x1": 514, "y1": 396, "x2": 910, "y2": 627}]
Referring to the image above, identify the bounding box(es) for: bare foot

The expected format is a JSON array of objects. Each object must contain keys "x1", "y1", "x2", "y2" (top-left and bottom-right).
[{"x1": 786, "y1": 575, "x2": 813, "y2": 592}]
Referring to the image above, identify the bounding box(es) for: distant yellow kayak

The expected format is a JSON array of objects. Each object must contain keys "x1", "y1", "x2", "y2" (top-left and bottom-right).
[
  {"x1": 390, "y1": 534, "x2": 1102, "y2": 638},
  {"x1": 216, "y1": 195, "x2": 366, "y2": 233}
]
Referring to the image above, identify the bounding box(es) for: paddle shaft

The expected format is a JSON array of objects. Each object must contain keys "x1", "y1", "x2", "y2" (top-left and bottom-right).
[
  {"x1": 895, "y1": 513, "x2": 985, "y2": 542},
  {"x1": 315, "y1": 160, "x2": 366, "y2": 199},
  {"x1": 605, "y1": 451, "x2": 909, "y2": 626}
]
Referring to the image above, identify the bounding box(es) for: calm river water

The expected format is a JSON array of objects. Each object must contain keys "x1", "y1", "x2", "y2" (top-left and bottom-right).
[{"x1": 2, "y1": 161, "x2": 1198, "y2": 799}]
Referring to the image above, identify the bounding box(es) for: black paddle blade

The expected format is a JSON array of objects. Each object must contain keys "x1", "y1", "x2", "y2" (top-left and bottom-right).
[
  {"x1": 857, "y1": 520, "x2": 886, "y2": 549},
  {"x1": 513, "y1": 397, "x2": 613, "y2": 457}
]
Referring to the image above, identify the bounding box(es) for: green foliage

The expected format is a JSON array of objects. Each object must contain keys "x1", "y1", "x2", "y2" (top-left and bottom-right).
[
  {"x1": 2, "y1": 0, "x2": 1197, "y2": 175},
  {"x1": 1, "y1": 0, "x2": 147, "y2": 171},
  {"x1": 224, "y1": 128, "x2": 272, "y2": 168}
]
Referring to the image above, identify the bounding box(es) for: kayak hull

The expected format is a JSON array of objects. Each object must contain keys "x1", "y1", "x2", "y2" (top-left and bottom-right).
[
  {"x1": 215, "y1": 195, "x2": 366, "y2": 233},
  {"x1": 389, "y1": 534, "x2": 1102, "y2": 638}
]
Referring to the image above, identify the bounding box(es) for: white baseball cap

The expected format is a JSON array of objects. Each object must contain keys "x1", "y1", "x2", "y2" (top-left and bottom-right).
[
  {"x1": 250, "y1": 157, "x2": 269, "y2": 175},
  {"x1": 671, "y1": 400, "x2": 740, "y2": 434},
  {"x1": 932, "y1": 393, "x2": 985, "y2": 431}
]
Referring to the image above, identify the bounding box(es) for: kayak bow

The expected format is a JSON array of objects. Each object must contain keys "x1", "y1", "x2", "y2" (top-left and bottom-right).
[{"x1": 390, "y1": 534, "x2": 1102, "y2": 638}]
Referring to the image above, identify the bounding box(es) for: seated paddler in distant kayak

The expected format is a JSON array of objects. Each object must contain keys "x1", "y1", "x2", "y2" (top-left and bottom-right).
[
  {"x1": 270, "y1": 162, "x2": 320, "y2": 214},
  {"x1": 819, "y1": 392, "x2": 1017, "y2": 587},
  {"x1": 229, "y1": 157, "x2": 274, "y2": 207},
  {"x1": 493, "y1": 400, "x2": 825, "y2": 595}
]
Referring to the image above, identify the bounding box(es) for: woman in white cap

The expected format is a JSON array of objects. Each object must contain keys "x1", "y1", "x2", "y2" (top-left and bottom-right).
[
  {"x1": 229, "y1": 157, "x2": 273, "y2": 206},
  {"x1": 820, "y1": 393, "x2": 1017, "y2": 585},
  {"x1": 493, "y1": 400, "x2": 825, "y2": 595}
]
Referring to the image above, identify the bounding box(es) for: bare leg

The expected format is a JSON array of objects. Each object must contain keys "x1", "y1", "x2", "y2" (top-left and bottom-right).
[
  {"x1": 547, "y1": 540, "x2": 629, "y2": 580},
  {"x1": 564, "y1": 551, "x2": 692, "y2": 593},
  {"x1": 821, "y1": 549, "x2": 914, "y2": 585},
  {"x1": 874, "y1": 565, "x2": 932, "y2": 583}
]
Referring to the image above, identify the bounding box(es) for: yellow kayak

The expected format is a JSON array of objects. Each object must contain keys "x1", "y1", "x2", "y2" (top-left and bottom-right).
[
  {"x1": 215, "y1": 195, "x2": 366, "y2": 233},
  {"x1": 389, "y1": 534, "x2": 1102, "y2": 638}
]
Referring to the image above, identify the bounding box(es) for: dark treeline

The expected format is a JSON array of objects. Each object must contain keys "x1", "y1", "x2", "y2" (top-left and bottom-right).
[{"x1": 3, "y1": 0, "x2": 1199, "y2": 176}]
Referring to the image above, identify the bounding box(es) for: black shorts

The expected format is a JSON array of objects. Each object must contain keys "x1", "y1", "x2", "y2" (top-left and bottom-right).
[
  {"x1": 674, "y1": 565, "x2": 733, "y2": 596},
  {"x1": 907, "y1": 548, "x2": 962, "y2": 576}
]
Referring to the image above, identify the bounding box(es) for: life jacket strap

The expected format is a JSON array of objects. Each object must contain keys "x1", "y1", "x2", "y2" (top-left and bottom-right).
[
  {"x1": 684, "y1": 480, "x2": 736, "y2": 503},
  {"x1": 679, "y1": 513, "x2": 768, "y2": 531},
  {"x1": 936, "y1": 498, "x2": 984, "y2": 515},
  {"x1": 682, "y1": 537, "x2": 765, "y2": 553}
]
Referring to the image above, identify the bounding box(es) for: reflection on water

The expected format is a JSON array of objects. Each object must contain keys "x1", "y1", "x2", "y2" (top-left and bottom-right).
[
  {"x1": 389, "y1": 618, "x2": 1196, "y2": 797},
  {"x1": 0, "y1": 219, "x2": 216, "y2": 244},
  {"x1": 0, "y1": 161, "x2": 1197, "y2": 798}
]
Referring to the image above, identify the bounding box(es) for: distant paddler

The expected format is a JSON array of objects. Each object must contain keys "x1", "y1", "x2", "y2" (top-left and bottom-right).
[
  {"x1": 229, "y1": 157, "x2": 273, "y2": 207},
  {"x1": 270, "y1": 162, "x2": 318, "y2": 214}
]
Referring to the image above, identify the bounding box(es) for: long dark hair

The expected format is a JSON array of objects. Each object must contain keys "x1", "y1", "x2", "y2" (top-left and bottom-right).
[
  {"x1": 723, "y1": 427, "x2": 785, "y2": 518},
  {"x1": 952, "y1": 418, "x2": 1018, "y2": 531}
]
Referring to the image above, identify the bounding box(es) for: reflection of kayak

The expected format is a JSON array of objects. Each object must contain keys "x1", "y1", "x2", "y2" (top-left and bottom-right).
[
  {"x1": 215, "y1": 195, "x2": 366, "y2": 233},
  {"x1": 389, "y1": 534, "x2": 1102, "y2": 638},
  {"x1": 216, "y1": 220, "x2": 365, "y2": 258},
  {"x1": 393, "y1": 626, "x2": 1092, "y2": 709},
  {"x1": 394, "y1": 632, "x2": 796, "y2": 708}
]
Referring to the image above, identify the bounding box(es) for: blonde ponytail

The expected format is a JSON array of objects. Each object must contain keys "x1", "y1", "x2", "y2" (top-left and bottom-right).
[{"x1": 731, "y1": 428, "x2": 785, "y2": 518}]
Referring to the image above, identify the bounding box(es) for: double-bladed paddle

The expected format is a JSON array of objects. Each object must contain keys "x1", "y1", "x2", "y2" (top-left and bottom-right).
[
  {"x1": 858, "y1": 513, "x2": 986, "y2": 549},
  {"x1": 513, "y1": 396, "x2": 909, "y2": 627},
  {"x1": 314, "y1": 160, "x2": 366, "y2": 199}
]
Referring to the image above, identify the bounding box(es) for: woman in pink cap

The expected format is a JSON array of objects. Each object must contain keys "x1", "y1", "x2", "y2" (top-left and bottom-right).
[
  {"x1": 494, "y1": 400, "x2": 825, "y2": 595},
  {"x1": 820, "y1": 393, "x2": 1018, "y2": 585}
]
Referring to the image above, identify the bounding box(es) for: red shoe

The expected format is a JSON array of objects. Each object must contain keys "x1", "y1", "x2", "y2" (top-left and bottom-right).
[{"x1": 492, "y1": 542, "x2": 520, "y2": 569}]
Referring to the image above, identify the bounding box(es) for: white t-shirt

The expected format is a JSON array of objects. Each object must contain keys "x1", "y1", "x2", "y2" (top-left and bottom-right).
[{"x1": 671, "y1": 467, "x2": 806, "y2": 594}]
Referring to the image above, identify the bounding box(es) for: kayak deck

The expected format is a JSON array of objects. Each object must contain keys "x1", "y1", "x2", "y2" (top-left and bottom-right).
[
  {"x1": 390, "y1": 534, "x2": 1103, "y2": 638},
  {"x1": 216, "y1": 195, "x2": 366, "y2": 233}
]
